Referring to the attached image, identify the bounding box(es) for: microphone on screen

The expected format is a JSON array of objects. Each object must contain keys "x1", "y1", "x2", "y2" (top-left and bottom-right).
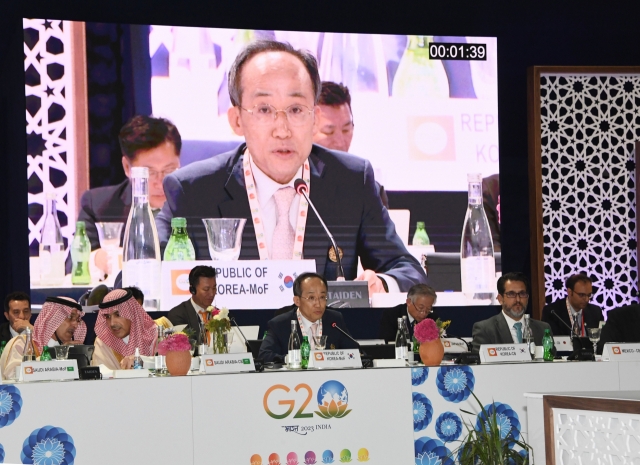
[
  {"x1": 230, "y1": 316, "x2": 252, "y2": 353},
  {"x1": 294, "y1": 178, "x2": 345, "y2": 281},
  {"x1": 331, "y1": 322, "x2": 372, "y2": 368}
]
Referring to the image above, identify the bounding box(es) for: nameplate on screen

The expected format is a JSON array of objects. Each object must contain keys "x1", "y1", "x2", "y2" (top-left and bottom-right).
[
  {"x1": 601, "y1": 343, "x2": 640, "y2": 361},
  {"x1": 20, "y1": 360, "x2": 79, "y2": 382},
  {"x1": 479, "y1": 344, "x2": 531, "y2": 363},
  {"x1": 202, "y1": 353, "x2": 255, "y2": 374},
  {"x1": 442, "y1": 339, "x2": 469, "y2": 353},
  {"x1": 309, "y1": 350, "x2": 362, "y2": 369},
  {"x1": 161, "y1": 260, "x2": 316, "y2": 310}
]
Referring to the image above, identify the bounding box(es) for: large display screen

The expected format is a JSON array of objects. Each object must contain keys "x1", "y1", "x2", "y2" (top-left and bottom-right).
[{"x1": 24, "y1": 19, "x2": 500, "y2": 306}]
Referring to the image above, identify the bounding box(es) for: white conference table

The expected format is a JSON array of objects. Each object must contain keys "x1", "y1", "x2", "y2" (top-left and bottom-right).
[{"x1": 0, "y1": 360, "x2": 637, "y2": 465}]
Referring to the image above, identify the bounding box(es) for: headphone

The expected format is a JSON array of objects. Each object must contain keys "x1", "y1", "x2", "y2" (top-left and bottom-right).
[
  {"x1": 188, "y1": 265, "x2": 217, "y2": 295},
  {"x1": 188, "y1": 268, "x2": 197, "y2": 295}
]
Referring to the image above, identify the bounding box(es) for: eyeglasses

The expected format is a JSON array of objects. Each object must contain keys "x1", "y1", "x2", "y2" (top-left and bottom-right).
[
  {"x1": 299, "y1": 295, "x2": 328, "y2": 305},
  {"x1": 240, "y1": 104, "x2": 314, "y2": 126},
  {"x1": 409, "y1": 301, "x2": 433, "y2": 314},
  {"x1": 148, "y1": 167, "x2": 178, "y2": 180},
  {"x1": 572, "y1": 291, "x2": 593, "y2": 300},
  {"x1": 502, "y1": 291, "x2": 529, "y2": 299}
]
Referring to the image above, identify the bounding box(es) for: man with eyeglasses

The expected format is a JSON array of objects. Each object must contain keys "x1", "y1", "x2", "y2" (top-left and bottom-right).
[
  {"x1": 1, "y1": 297, "x2": 86, "y2": 380},
  {"x1": 156, "y1": 40, "x2": 426, "y2": 295},
  {"x1": 259, "y1": 272, "x2": 359, "y2": 363},
  {"x1": 471, "y1": 272, "x2": 552, "y2": 353},
  {"x1": 74, "y1": 115, "x2": 181, "y2": 277},
  {"x1": 541, "y1": 273, "x2": 603, "y2": 337},
  {"x1": 378, "y1": 284, "x2": 439, "y2": 343}
]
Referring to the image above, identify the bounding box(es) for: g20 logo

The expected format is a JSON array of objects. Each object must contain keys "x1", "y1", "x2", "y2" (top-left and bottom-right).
[{"x1": 263, "y1": 380, "x2": 351, "y2": 420}]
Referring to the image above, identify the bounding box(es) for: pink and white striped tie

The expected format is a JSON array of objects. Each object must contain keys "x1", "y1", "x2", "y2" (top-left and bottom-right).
[
  {"x1": 310, "y1": 322, "x2": 318, "y2": 350},
  {"x1": 271, "y1": 187, "x2": 296, "y2": 259}
]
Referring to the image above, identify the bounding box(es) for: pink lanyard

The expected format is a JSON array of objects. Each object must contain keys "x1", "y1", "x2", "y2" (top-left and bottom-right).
[{"x1": 243, "y1": 150, "x2": 310, "y2": 260}]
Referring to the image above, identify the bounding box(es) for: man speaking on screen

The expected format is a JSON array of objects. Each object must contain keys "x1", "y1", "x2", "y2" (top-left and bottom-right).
[{"x1": 156, "y1": 40, "x2": 426, "y2": 294}]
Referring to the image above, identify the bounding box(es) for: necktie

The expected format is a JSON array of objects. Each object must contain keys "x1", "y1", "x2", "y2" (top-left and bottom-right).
[
  {"x1": 271, "y1": 187, "x2": 296, "y2": 259},
  {"x1": 310, "y1": 323, "x2": 318, "y2": 350},
  {"x1": 514, "y1": 322, "x2": 523, "y2": 343}
]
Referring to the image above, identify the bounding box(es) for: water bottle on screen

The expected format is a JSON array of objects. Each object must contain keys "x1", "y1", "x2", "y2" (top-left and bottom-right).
[
  {"x1": 40, "y1": 346, "x2": 52, "y2": 361},
  {"x1": 402, "y1": 315, "x2": 411, "y2": 346},
  {"x1": 301, "y1": 336, "x2": 310, "y2": 369},
  {"x1": 523, "y1": 314, "x2": 535, "y2": 359},
  {"x1": 412, "y1": 221, "x2": 430, "y2": 246},
  {"x1": 395, "y1": 317, "x2": 408, "y2": 360},
  {"x1": 22, "y1": 328, "x2": 35, "y2": 362},
  {"x1": 71, "y1": 221, "x2": 91, "y2": 285},
  {"x1": 122, "y1": 167, "x2": 161, "y2": 311},
  {"x1": 39, "y1": 192, "x2": 65, "y2": 286},
  {"x1": 288, "y1": 320, "x2": 301, "y2": 369},
  {"x1": 460, "y1": 173, "x2": 496, "y2": 304},
  {"x1": 164, "y1": 217, "x2": 196, "y2": 261},
  {"x1": 542, "y1": 329, "x2": 554, "y2": 362}
]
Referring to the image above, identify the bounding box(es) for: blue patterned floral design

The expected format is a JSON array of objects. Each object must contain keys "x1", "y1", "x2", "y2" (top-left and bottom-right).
[
  {"x1": 0, "y1": 442, "x2": 5, "y2": 463},
  {"x1": 435, "y1": 412, "x2": 463, "y2": 443},
  {"x1": 475, "y1": 402, "x2": 521, "y2": 448},
  {"x1": 414, "y1": 436, "x2": 454, "y2": 465},
  {"x1": 412, "y1": 393, "x2": 433, "y2": 432},
  {"x1": 0, "y1": 385, "x2": 23, "y2": 428},
  {"x1": 436, "y1": 366, "x2": 475, "y2": 403},
  {"x1": 507, "y1": 449, "x2": 529, "y2": 465},
  {"x1": 21, "y1": 426, "x2": 76, "y2": 465},
  {"x1": 411, "y1": 367, "x2": 429, "y2": 386}
]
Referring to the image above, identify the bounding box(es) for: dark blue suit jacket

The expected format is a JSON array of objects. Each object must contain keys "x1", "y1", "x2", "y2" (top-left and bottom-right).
[
  {"x1": 156, "y1": 143, "x2": 426, "y2": 290},
  {"x1": 258, "y1": 308, "x2": 359, "y2": 363}
]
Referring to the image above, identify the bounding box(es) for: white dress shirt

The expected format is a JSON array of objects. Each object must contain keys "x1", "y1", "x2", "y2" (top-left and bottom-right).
[{"x1": 501, "y1": 311, "x2": 523, "y2": 343}]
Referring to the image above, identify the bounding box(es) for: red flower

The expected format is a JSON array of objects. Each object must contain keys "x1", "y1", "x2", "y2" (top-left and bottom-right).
[{"x1": 414, "y1": 319, "x2": 440, "y2": 343}]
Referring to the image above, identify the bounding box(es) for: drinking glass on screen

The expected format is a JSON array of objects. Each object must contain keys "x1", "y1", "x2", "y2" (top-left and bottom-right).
[
  {"x1": 588, "y1": 327, "x2": 601, "y2": 357},
  {"x1": 55, "y1": 345, "x2": 70, "y2": 360},
  {"x1": 96, "y1": 222, "x2": 124, "y2": 278},
  {"x1": 313, "y1": 335, "x2": 328, "y2": 350}
]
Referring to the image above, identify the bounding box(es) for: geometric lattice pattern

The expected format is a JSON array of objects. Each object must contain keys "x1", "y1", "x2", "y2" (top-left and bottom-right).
[
  {"x1": 540, "y1": 74, "x2": 640, "y2": 308},
  {"x1": 24, "y1": 18, "x2": 77, "y2": 257},
  {"x1": 554, "y1": 408, "x2": 640, "y2": 465}
]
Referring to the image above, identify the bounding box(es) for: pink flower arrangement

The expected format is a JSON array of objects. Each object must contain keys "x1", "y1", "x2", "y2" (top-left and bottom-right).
[
  {"x1": 157, "y1": 333, "x2": 192, "y2": 355},
  {"x1": 414, "y1": 318, "x2": 440, "y2": 343}
]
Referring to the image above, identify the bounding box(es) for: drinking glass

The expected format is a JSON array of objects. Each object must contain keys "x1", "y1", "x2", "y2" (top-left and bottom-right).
[
  {"x1": 96, "y1": 222, "x2": 124, "y2": 277},
  {"x1": 313, "y1": 335, "x2": 328, "y2": 350},
  {"x1": 225, "y1": 331, "x2": 235, "y2": 353},
  {"x1": 202, "y1": 218, "x2": 246, "y2": 260},
  {"x1": 56, "y1": 345, "x2": 70, "y2": 360},
  {"x1": 588, "y1": 327, "x2": 601, "y2": 357}
]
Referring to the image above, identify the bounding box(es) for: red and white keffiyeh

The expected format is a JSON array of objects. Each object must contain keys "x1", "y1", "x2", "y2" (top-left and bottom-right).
[
  {"x1": 32, "y1": 297, "x2": 87, "y2": 352},
  {"x1": 95, "y1": 289, "x2": 157, "y2": 356}
]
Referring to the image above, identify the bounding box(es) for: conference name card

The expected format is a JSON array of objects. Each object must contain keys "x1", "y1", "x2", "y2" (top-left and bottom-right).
[
  {"x1": 442, "y1": 339, "x2": 468, "y2": 353},
  {"x1": 309, "y1": 350, "x2": 362, "y2": 369},
  {"x1": 20, "y1": 360, "x2": 79, "y2": 382},
  {"x1": 202, "y1": 353, "x2": 255, "y2": 374},
  {"x1": 601, "y1": 343, "x2": 640, "y2": 361},
  {"x1": 479, "y1": 344, "x2": 531, "y2": 363}
]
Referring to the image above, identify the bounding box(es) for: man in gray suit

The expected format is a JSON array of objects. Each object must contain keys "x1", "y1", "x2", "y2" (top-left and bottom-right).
[{"x1": 471, "y1": 272, "x2": 552, "y2": 353}]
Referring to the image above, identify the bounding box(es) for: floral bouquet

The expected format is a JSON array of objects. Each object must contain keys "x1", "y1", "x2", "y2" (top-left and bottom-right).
[
  {"x1": 204, "y1": 306, "x2": 231, "y2": 354},
  {"x1": 414, "y1": 318, "x2": 451, "y2": 343},
  {"x1": 157, "y1": 332, "x2": 191, "y2": 355}
]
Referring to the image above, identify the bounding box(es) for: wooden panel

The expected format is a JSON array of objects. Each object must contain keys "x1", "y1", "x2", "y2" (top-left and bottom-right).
[{"x1": 70, "y1": 21, "x2": 89, "y2": 218}]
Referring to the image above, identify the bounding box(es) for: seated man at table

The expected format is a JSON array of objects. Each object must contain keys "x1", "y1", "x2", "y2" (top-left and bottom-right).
[
  {"x1": 92, "y1": 289, "x2": 157, "y2": 370},
  {"x1": 541, "y1": 273, "x2": 603, "y2": 336},
  {"x1": 1, "y1": 291, "x2": 33, "y2": 345},
  {"x1": 259, "y1": 272, "x2": 359, "y2": 362},
  {"x1": 378, "y1": 284, "x2": 439, "y2": 343},
  {"x1": 0, "y1": 297, "x2": 86, "y2": 380},
  {"x1": 471, "y1": 272, "x2": 552, "y2": 353},
  {"x1": 597, "y1": 305, "x2": 640, "y2": 353},
  {"x1": 167, "y1": 265, "x2": 216, "y2": 345}
]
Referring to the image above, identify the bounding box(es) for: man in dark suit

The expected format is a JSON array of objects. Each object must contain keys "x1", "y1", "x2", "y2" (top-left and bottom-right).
[
  {"x1": 597, "y1": 305, "x2": 640, "y2": 353},
  {"x1": 1, "y1": 292, "x2": 33, "y2": 345},
  {"x1": 156, "y1": 40, "x2": 426, "y2": 294},
  {"x1": 259, "y1": 272, "x2": 359, "y2": 363},
  {"x1": 471, "y1": 272, "x2": 552, "y2": 352},
  {"x1": 167, "y1": 266, "x2": 216, "y2": 345},
  {"x1": 74, "y1": 115, "x2": 182, "y2": 276},
  {"x1": 541, "y1": 273, "x2": 603, "y2": 337},
  {"x1": 378, "y1": 284, "x2": 439, "y2": 343}
]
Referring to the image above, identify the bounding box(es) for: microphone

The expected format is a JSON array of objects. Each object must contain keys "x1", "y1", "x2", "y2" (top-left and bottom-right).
[
  {"x1": 331, "y1": 322, "x2": 372, "y2": 368},
  {"x1": 295, "y1": 179, "x2": 345, "y2": 281},
  {"x1": 230, "y1": 317, "x2": 252, "y2": 353},
  {"x1": 551, "y1": 310, "x2": 579, "y2": 338}
]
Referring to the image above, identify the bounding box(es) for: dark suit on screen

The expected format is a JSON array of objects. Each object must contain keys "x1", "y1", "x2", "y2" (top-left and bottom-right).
[
  {"x1": 77, "y1": 179, "x2": 131, "y2": 251},
  {"x1": 259, "y1": 308, "x2": 359, "y2": 363},
  {"x1": 541, "y1": 298, "x2": 604, "y2": 337},
  {"x1": 0, "y1": 322, "x2": 13, "y2": 345},
  {"x1": 156, "y1": 144, "x2": 426, "y2": 291},
  {"x1": 167, "y1": 300, "x2": 204, "y2": 344},
  {"x1": 378, "y1": 303, "x2": 439, "y2": 343},
  {"x1": 471, "y1": 312, "x2": 552, "y2": 353},
  {"x1": 597, "y1": 305, "x2": 640, "y2": 353}
]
